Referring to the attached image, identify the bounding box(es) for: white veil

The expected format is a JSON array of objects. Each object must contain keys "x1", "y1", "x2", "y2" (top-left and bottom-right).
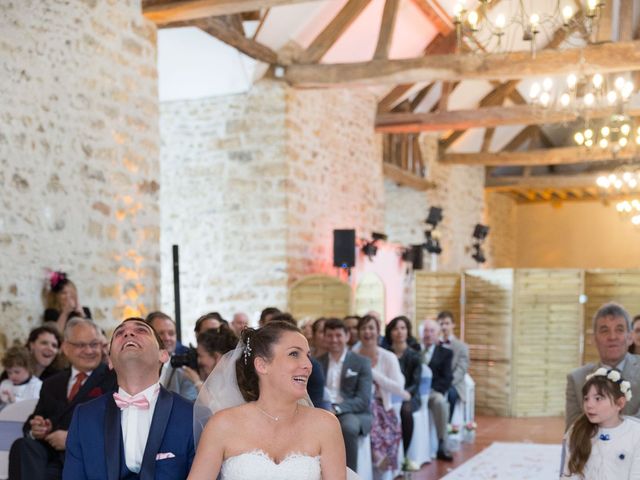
[{"x1": 193, "y1": 340, "x2": 313, "y2": 446}]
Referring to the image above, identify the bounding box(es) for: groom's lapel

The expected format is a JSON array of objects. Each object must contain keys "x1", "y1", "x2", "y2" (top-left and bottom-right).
[
  {"x1": 140, "y1": 387, "x2": 174, "y2": 480},
  {"x1": 104, "y1": 395, "x2": 122, "y2": 480}
]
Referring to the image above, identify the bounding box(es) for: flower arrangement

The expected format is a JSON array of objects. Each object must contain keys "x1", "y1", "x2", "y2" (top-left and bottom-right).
[
  {"x1": 586, "y1": 367, "x2": 632, "y2": 401},
  {"x1": 464, "y1": 421, "x2": 477, "y2": 432}
]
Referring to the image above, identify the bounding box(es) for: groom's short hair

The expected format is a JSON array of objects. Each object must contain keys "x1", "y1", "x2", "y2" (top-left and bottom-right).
[{"x1": 109, "y1": 317, "x2": 166, "y2": 351}]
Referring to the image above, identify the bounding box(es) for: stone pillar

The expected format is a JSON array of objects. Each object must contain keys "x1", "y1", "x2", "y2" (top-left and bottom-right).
[
  {"x1": 0, "y1": 0, "x2": 160, "y2": 344},
  {"x1": 160, "y1": 81, "x2": 383, "y2": 338}
]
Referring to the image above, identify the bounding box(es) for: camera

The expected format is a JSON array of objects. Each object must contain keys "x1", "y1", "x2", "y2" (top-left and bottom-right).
[{"x1": 170, "y1": 347, "x2": 198, "y2": 370}]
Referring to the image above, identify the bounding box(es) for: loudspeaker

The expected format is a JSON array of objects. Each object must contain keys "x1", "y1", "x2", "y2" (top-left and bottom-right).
[
  {"x1": 411, "y1": 245, "x2": 423, "y2": 270},
  {"x1": 333, "y1": 229, "x2": 355, "y2": 268}
]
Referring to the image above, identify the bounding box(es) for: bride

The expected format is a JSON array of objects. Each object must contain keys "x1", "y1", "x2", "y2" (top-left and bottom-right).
[{"x1": 187, "y1": 321, "x2": 347, "y2": 479}]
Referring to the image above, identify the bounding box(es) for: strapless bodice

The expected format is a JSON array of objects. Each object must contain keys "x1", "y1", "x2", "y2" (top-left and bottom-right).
[{"x1": 220, "y1": 450, "x2": 321, "y2": 480}]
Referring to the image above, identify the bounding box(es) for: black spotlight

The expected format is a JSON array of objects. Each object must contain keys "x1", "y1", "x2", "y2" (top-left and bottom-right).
[
  {"x1": 473, "y1": 224, "x2": 490, "y2": 241},
  {"x1": 424, "y1": 230, "x2": 442, "y2": 255},
  {"x1": 426, "y1": 207, "x2": 443, "y2": 227},
  {"x1": 471, "y1": 223, "x2": 489, "y2": 264},
  {"x1": 361, "y1": 232, "x2": 386, "y2": 261},
  {"x1": 472, "y1": 244, "x2": 486, "y2": 263}
]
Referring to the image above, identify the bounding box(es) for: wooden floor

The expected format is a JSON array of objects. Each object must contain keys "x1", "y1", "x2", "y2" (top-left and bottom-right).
[{"x1": 409, "y1": 415, "x2": 565, "y2": 479}]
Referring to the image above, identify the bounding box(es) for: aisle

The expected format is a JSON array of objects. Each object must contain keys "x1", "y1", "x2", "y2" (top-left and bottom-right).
[{"x1": 410, "y1": 415, "x2": 565, "y2": 479}]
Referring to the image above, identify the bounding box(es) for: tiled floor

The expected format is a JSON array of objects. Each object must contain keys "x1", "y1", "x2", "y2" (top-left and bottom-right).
[{"x1": 408, "y1": 415, "x2": 565, "y2": 479}]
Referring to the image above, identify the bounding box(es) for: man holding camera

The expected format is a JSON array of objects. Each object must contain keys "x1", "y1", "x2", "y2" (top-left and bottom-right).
[{"x1": 145, "y1": 312, "x2": 198, "y2": 401}]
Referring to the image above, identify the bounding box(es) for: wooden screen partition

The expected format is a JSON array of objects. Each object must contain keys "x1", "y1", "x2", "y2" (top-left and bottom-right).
[
  {"x1": 511, "y1": 270, "x2": 583, "y2": 417},
  {"x1": 464, "y1": 269, "x2": 514, "y2": 416},
  {"x1": 354, "y1": 273, "x2": 385, "y2": 319},
  {"x1": 583, "y1": 270, "x2": 640, "y2": 364},
  {"x1": 414, "y1": 272, "x2": 461, "y2": 337},
  {"x1": 288, "y1": 275, "x2": 352, "y2": 321}
]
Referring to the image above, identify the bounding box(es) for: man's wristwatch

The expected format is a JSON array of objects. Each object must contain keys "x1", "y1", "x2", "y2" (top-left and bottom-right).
[{"x1": 332, "y1": 404, "x2": 342, "y2": 415}]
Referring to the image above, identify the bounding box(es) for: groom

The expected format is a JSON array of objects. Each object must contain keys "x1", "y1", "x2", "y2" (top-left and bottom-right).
[{"x1": 63, "y1": 317, "x2": 195, "y2": 479}]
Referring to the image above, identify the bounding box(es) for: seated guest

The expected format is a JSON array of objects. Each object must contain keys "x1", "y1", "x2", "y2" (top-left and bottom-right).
[
  {"x1": 258, "y1": 307, "x2": 281, "y2": 327},
  {"x1": 43, "y1": 271, "x2": 91, "y2": 332},
  {"x1": 1, "y1": 326, "x2": 63, "y2": 383},
  {"x1": 146, "y1": 312, "x2": 197, "y2": 401},
  {"x1": 194, "y1": 312, "x2": 225, "y2": 336},
  {"x1": 343, "y1": 315, "x2": 361, "y2": 348},
  {"x1": 421, "y1": 319, "x2": 454, "y2": 462},
  {"x1": 566, "y1": 302, "x2": 640, "y2": 430},
  {"x1": 628, "y1": 314, "x2": 640, "y2": 354},
  {"x1": 182, "y1": 325, "x2": 238, "y2": 392},
  {"x1": 8, "y1": 318, "x2": 117, "y2": 480},
  {"x1": 385, "y1": 316, "x2": 422, "y2": 471},
  {"x1": 437, "y1": 311, "x2": 470, "y2": 421},
  {"x1": 319, "y1": 318, "x2": 373, "y2": 471},
  {"x1": 230, "y1": 312, "x2": 249, "y2": 335},
  {"x1": 0, "y1": 346, "x2": 42, "y2": 406},
  {"x1": 311, "y1": 317, "x2": 327, "y2": 358},
  {"x1": 63, "y1": 317, "x2": 195, "y2": 479},
  {"x1": 354, "y1": 315, "x2": 407, "y2": 473}
]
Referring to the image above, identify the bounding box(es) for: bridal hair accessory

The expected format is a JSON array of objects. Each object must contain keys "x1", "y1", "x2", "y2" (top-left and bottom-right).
[
  {"x1": 49, "y1": 270, "x2": 67, "y2": 292},
  {"x1": 586, "y1": 368, "x2": 632, "y2": 401},
  {"x1": 243, "y1": 337, "x2": 252, "y2": 365}
]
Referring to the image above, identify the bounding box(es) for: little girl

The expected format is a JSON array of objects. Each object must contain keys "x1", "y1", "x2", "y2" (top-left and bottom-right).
[
  {"x1": 562, "y1": 368, "x2": 640, "y2": 479},
  {"x1": 0, "y1": 346, "x2": 42, "y2": 406}
]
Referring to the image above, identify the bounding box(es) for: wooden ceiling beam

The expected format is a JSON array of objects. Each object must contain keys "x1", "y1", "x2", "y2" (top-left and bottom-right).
[
  {"x1": 162, "y1": 17, "x2": 279, "y2": 64},
  {"x1": 445, "y1": 146, "x2": 638, "y2": 167},
  {"x1": 486, "y1": 174, "x2": 598, "y2": 190},
  {"x1": 374, "y1": 0, "x2": 400, "y2": 60},
  {"x1": 410, "y1": 0, "x2": 454, "y2": 35},
  {"x1": 285, "y1": 40, "x2": 640, "y2": 86},
  {"x1": 297, "y1": 0, "x2": 371, "y2": 64},
  {"x1": 503, "y1": 125, "x2": 538, "y2": 151},
  {"x1": 376, "y1": 104, "x2": 640, "y2": 133},
  {"x1": 143, "y1": 0, "x2": 321, "y2": 24}
]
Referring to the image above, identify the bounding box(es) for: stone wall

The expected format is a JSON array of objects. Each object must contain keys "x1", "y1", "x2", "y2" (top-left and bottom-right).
[
  {"x1": 484, "y1": 192, "x2": 517, "y2": 267},
  {"x1": 160, "y1": 84, "x2": 289, "y2": 334},
  {"x1": 160, "y1": 81, "x2": 383, "y2": 339},
  {"x1": 0, "y1": 0, "x2": 160, "y2": 346}
]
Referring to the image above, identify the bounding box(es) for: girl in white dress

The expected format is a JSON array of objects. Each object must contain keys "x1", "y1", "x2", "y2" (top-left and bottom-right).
[
  {"x1": 187, "y1": 321, "x2": 347, "y2": 480},
  {"x1": 562, "y1": 368, "x2": 640, "y2": 479}
]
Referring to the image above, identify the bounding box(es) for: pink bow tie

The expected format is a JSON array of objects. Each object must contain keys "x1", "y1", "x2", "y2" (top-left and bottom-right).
[{"x1": 113, "y1": 392, "x2": 150, "y2": 410}]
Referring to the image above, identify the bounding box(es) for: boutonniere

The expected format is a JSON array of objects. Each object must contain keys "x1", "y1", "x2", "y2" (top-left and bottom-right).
[{"x1": 88, "y1": 387, "x2": 103, "y2": 398}]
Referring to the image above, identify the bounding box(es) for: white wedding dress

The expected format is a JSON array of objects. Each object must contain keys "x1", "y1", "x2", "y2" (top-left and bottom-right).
[{"x1": 221, "y1": 450, "x2": 321, "y2": 480}]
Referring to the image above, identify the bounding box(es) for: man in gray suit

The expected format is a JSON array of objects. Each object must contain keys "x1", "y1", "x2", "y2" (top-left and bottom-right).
[
  {"x1": 319, "y1": 318, "x2": 373, "y2": 472},
  {"x1": 565, "y1": 302, "x2": 640, "y2": 430},
  {"x1": 146, "y1": 312, "x2": 198, "y2": 401},
  {"x1": 438, "y1": 311, "x2": 470, "y2": 421}
]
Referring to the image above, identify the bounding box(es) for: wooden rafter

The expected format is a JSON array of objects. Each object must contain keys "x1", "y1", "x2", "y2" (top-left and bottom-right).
[
  {"x1": 503, "y1": 125, "x2": 538, "y2": 151},
  {"x1": 375, "y1": 104, "x2": 640, "y2": 133},
  {"x1": 410, "y1": 0, "x2": 454, "y2": 35},
  {"x1": 485, "y1": 174, "x2": 598, "y2": 189},
  {"x1": 481, "y1": 128, "x2": 495, "y2": 152},
  {"x1": 297, "y1": 0, "x2": 371, "y2": 64},
  {"x1": 383, "y1": 163, "x2": 435, "y2": 190},
  {"x1": 443, "y1": 146, "x2": 638, "y2": 167},
  {"x1": 161, "y1": 17, "x2": 279, "y2": 64},
  {"x1": 374, "y1": 0, "x2": 400, "y2": 60},
  {"x1": 619, "y1": 0, "x2": 634, "y2": 41},
  {"x1": 143, "y1": 0, "x2": 322, "y2": 24}
]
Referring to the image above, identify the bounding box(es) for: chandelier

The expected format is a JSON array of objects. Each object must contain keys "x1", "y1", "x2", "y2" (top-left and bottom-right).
[
  {"x1": 453, "y1": 0, "x2": 606, "y2": 56},
  {"x1": 595, "y1": 166, "x2": 640, "y2": 225},
  {"x1": 527, "y1": 72, "x2": 637, "y2": 156}
]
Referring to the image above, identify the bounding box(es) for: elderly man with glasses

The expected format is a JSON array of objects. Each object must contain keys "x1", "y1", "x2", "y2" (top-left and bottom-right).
[{"x1": 9, "y1": 317, "x2": 117, "y2": 480}]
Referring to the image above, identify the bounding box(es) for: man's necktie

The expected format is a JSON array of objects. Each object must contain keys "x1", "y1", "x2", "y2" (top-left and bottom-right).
[{"x1": 68, "y1": 372, "x2": 87, "y2": 401}]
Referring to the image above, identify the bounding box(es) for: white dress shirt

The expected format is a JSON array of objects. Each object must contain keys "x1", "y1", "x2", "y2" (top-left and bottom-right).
[
  {"x1": 326, "y1": 349, "x2": 347, "y2": 404},
  {"x1": 120, "y1": 382, "x2": 160, "y2": 473},
  {"x1": 159, "y1": 361, "x2": 171, "y2": 387},
  {"x1": 423, "y1": 344, "x2": 436, "y2": 364},
  {"x1": 67, "y1": 367, "x2": 92, "y2": 397}
]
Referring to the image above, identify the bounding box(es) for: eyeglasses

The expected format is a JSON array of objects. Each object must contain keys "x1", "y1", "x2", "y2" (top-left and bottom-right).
[{"x1": 66, "y1": 341, "x2": 101, "y2": 351}]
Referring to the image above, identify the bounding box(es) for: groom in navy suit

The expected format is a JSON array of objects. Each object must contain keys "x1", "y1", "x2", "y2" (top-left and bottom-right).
[{"x1": 63, "y1": 317, "x2": 195, "y2": 480}]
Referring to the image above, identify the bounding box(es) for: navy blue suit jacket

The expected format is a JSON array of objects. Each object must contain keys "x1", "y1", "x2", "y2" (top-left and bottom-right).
[{"x1": 62, "y1": 386, "x2": 195, "y2": 480}]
